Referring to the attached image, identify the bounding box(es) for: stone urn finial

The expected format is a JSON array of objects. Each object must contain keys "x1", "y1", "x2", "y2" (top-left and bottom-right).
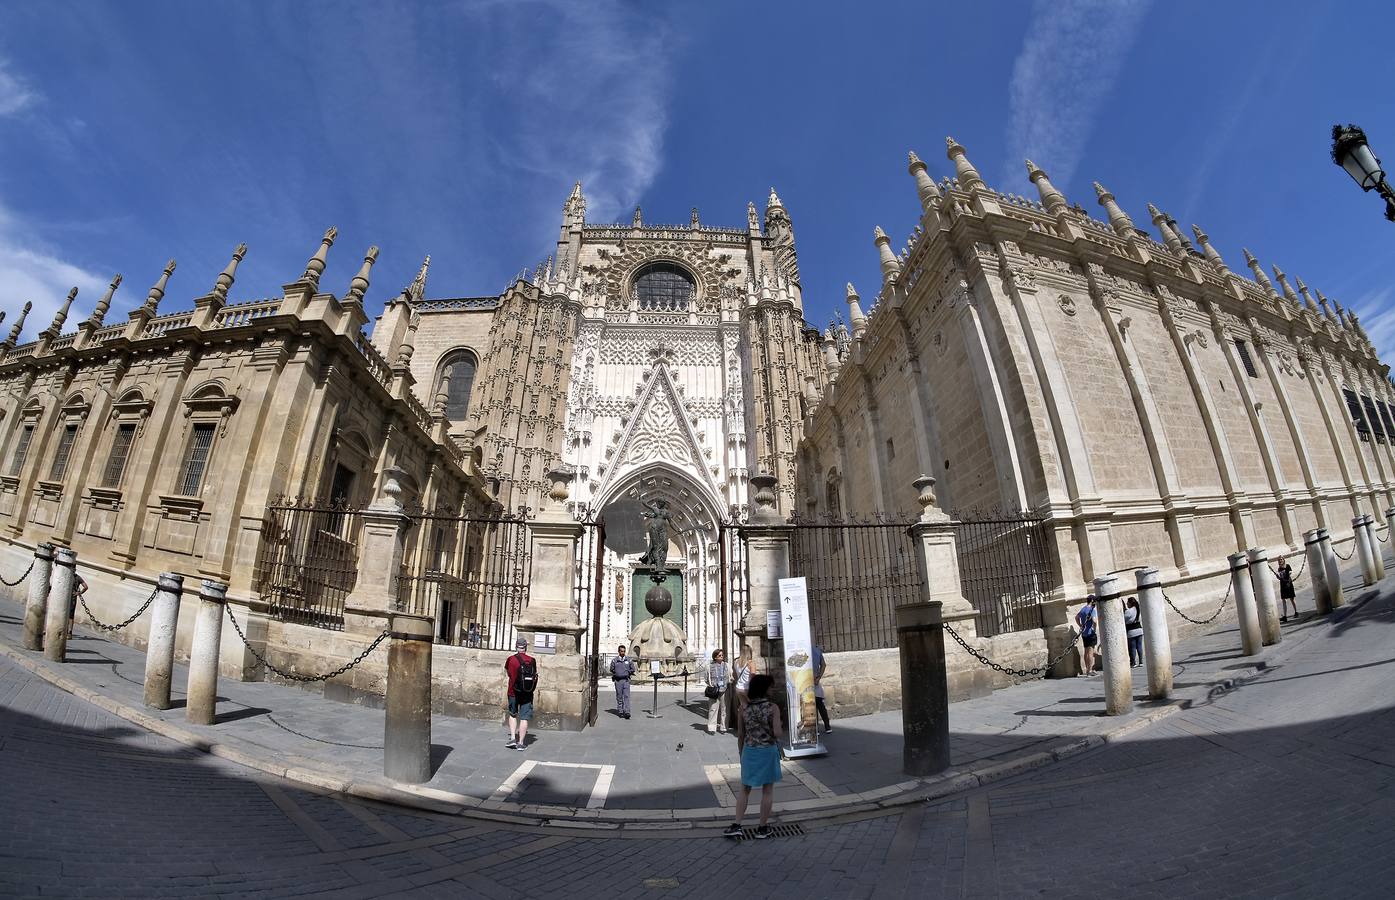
[
  {"x1": 914, "y1": 474, "x2": 947, "y2": 523},
  {"x1": 546, "y1": 466, "x2": 574, "y2": 503},
  {"x1": 750, "y1": 471, "x2": 781, "y2": 524},
  {"x1": 379, "y1": 466, "x2": 407, "y2": 509}
]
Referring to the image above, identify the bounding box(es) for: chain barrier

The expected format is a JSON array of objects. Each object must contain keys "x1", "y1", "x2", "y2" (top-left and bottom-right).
[
  {"x1": 1269, "y1": 552, "x2": 1307, "y2": 582},
  {"x1": 0, "y1": 558, "x2": 34, "y2": 587},
  {"x1": 1376, "y1": 528, "x2": 1389, "y2": 544},
  {"x1": 1163, "y1": 575, "x2": 1234, "y2": 626},
  {"x1": 1332, "y1": 541, "x2": 1355, "y2": 561},
  {"x1": 78, "y1": 587, "x2": 158, "y2": 632},
  {"x1": 225, "y1": 605, "x2": 388, "y2": 683},
  {"x1": 943, "y1": 622, "x2": 1081, "y2": 679}
]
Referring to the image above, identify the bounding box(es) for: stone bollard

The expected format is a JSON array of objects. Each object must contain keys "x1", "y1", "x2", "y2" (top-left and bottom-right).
[
  {"x1": 1135, "y1": 567, "x2": 1172, "y2": 700},
  {"x1": 1230, "y1": 552, "x2": 1263, "y2": 656},
  {"x1": 1093, "y1": 574, "x2": 1132, "y2": 716},
  {"x1": 1364, "y1": 515, "x2": 1384, "y2": 580},
  {"x1": 186, "y1": 580, "x2": 227, "y2": 726},
  {"x1": 1304, "y1": 528, "x2": 1332, "y2": 615},
  {"x1": 42, "y1": 547, "x2": 77, "y2": 663},
  {"x1": 896, "y1": 601, "x2": 951, "y2": 776},
  {"x1": 1385, "y1": 507, "x2": 1395, "y2": 569},
  {"x1": 1353, "y1": 516, "x2": 1378, "y2": 587},
  {"x1": 384, "y1": 612, "x2": 434, "y2": 783},
  {"x1": 143, "y1": 573, "x2": 183, "y2": 710},
  {"x1": 1318, "y1": 527, "x2": 1345, "y2": 609},
  {"x1": 21, "y1": 542, "x2": 54, "y2": 651},
  {"x1": 1246, "y1": 548, "x2": 1282, "y2": 646}
]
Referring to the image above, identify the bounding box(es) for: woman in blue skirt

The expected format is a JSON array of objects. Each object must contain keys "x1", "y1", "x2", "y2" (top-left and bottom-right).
[{"x1": 723, "y1": 673, "x2": 784, "y2": 839}]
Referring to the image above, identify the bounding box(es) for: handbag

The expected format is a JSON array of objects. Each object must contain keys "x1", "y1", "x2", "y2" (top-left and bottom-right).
[{"x1": 704, "y1": 683, "x2": 722, "y2": 699}]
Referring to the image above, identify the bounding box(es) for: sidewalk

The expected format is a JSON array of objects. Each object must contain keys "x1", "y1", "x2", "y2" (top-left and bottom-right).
[{"x1": 0, "y1": 550, "x2": 1384, "y2": 834}]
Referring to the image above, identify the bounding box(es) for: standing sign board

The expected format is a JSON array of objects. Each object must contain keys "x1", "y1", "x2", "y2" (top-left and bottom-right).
[{"x1": 777, "y1": 577, "x2": 826, "y2": 757}]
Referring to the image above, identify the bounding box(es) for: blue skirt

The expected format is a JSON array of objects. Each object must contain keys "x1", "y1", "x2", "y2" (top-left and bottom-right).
[{"x1": 740, "y1": 743, "x2": 783, "y2": 787}]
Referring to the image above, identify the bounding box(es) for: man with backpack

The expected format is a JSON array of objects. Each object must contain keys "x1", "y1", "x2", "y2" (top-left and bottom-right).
[
  {"x1": 1076, "y1": 594, "x2": 1099, "y2": 676},
  {"x1": 505, "y1": 637, "x2": 538, "y2": 750}
]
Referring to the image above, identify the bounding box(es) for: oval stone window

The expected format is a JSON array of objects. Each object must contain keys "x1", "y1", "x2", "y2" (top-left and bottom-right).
[{"x1": 633, "y1": 262, "x2": 695, "y2": 311}]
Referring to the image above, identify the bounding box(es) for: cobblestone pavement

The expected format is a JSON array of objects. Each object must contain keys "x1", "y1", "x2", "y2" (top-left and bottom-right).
[{"x1": 3, "y1": 568, "x2": 1394, "y2": 898}]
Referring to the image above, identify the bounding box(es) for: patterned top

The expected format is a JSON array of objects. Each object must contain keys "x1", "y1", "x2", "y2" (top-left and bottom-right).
[{"x1": 741, "y1": 699, "x2": 778, "y2": 748}]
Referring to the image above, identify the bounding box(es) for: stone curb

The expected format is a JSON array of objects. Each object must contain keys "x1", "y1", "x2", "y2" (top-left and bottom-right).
[{"x1": 0, "y1": 592, "x2": 1364, "y2": 834}]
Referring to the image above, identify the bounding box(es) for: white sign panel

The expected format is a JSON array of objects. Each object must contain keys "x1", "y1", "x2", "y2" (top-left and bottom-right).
[
  {"x1": 778, "y1": 577, "x2": 825, "y2": 756},
  {"x1": 765, "y1": 609, "x2": 782, "y2": 640}
]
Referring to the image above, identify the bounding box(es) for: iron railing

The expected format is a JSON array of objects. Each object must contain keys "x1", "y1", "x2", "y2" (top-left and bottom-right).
[
  {"x1": 255, "y1": 499, "x2": 363, "y2": 630},
  {"x1": 951, "y1": 513, "x2": 1055, "y2": 638},
  {"x1": 719, "y1": 523, "x2": 750, "y2": 658},
  {"x1": 788, "y1": 517, "x2": 920, "y2": 652}
]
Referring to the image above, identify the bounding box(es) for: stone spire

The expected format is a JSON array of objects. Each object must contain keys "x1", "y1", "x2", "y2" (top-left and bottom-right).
[
  {"x1": 342, "y1": 246, "x2": 380, "y2": 310},
  {"x1": 1294, "y1": 277, "x2": 1320, "y2": 313},
  {"x1": 43, "y1": 288, "x2": 78, "y2": 339},
  {"x1": 632, "y1": 206, "x2": 642, "y2": 227},
  {"x1": 394, "y1": 310, "x2": 420, "y2": 369},
  {"x1": 767, "y1": 187, "x2": 784, "y2": 211},
  {"x1": 142, "y1": 260, "x2": 176, "y2": 315},
  {"x1": 747, "y1": 201, "x2": 759, "y2": 231},
  {"x1": 822, "y1": 327, "x2": 841, "y2": 379},
  {"x1": 1272, "y1": 265, "x2": 1302, "y2": 306},
  {"x1": 3, "y1": 301, "x2": 30, "y2": 346},
  {"x1": 908, "y1": 151, "x2": 942, "y2": 212},
  {"x1": 1026, "y1": 159, "x2": 1068, "y2": 215},
  {"x1": 300, "y1": 227, "x2": 337, "y2": 287},
  {"x1": 1149, "y1": 204, "x2": 1184, "y2": 253},
  {"x1": 1315, "y1": 289, "x2": 1337, "y2": 320},
  {"x1": 690, "y1": 207, "x2": 700, "y2": 228},
  {"x1": 1242, "y1": 248, "x2": 1276, "y2": 295},
  {"x1": 1094, "y1": 182, "x2": 1134, "y2": 236},
  {"x1": 86, "y1": 274, "x2": 122, "y2": 327},
  {"x1": 210, "y1": 243, "x2": 247, "y2": 301},
  {"x1": 407, "y1": 255, "x2": 430, "y2": 304},
  {"x1": 1191, "y1": 225, "x2": 1227, "y2": 269},
  {"x1": 873, "y1": 226, "x2": 902, "y2": 282},
  {"x1": 563, "y1": 181, "x2": 586, "y2": 227},
  {"x1": 846, "y1": 282, "x2": 867, "y2": 340},
  {"x1": 945, "y1": 136, "x2": 985, "y2": 191}
]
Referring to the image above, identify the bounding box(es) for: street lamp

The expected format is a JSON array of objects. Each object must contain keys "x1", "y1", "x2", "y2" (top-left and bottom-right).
[{"x1": 1331, "y1": 123, "x2": 1395, "y2": 222}]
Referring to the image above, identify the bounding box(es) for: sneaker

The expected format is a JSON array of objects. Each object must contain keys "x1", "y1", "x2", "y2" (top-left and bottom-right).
[
  {"x1": 722, "y1": 824, "x2": 743, "y2": 839},
  {"x1": 505, "y1": 739, "x2": 518, "y2": 749},
  {"x1": 515, "y1": 740, "x2": 526, "y2": 751},
  {"x1": 823, "y1": 724, "x2": 833, "y2": 733},
  {"x1": 753, "y1": 825, "x2": 773, "y2": 840}
]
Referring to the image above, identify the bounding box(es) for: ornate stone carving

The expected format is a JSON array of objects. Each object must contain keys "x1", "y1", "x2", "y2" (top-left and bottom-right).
[{"x1": 1057, "y1": 293, "x2": 1077, "y2": 317}]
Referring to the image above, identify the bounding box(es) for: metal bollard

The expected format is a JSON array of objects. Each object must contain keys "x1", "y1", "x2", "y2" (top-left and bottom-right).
[
  {"x1": 1135, "y1": 567, "x2": 1172, "y2": 700},
  {"x1": 1353, "y1": 516, "x2": 1378, "y2": 586},
  {"x1": 1304, "y1": 528, "x2": 1332, "y2": 615},
  {"x1": 1318, "y1": 527, "x2": 1345, "y2": 609},
  {"x1": 384, "y1": 612, "x2": 434, "y2": 783},
  {"x1": 21, "y1": 542, "x2": 54, "y2": 651},
  {"x1": 895, "y1": 601, "x2": 950, "y2": 776},
  {"x1": 42, "y1": 547, "x2": 77, "y2": 663},
  {"x1": 186, "y1": 580, "x2": 227, "y2": 726},
  {"x1": 1093, "y1": 574, "x2": 1132, "y2": 716},
  {"x1": 1364, "y1": 514, "x2": 1384, "y2": 580},
  {"x1": 1247, "y1": 548, "x2": 1282, "y2": 646},
  {"x1": 143, "y1": 573, "x2": 184, "y2": 710},
  {"x1": 1230, "y1": 552, "x2": 1263, "y2": 657}
]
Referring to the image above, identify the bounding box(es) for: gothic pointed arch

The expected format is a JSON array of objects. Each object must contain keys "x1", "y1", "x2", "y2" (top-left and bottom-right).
[{"x1": 432, "y1": 348, "x2": 478, "y2": 423}]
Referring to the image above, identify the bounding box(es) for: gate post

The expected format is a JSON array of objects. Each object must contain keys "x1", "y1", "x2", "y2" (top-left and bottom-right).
[
  {"x1": 908, "y1": 476, "x2": 991, "y2": 700},
  {"x1": 515, "y1": 468, "x2": 589, "y2": 731},
  {"x1": 896, "y1": 600, "x2": 950, "y2": 776},
  {"x1": 22, "y1": 542, "x2": 54, "y2": 650},
  {"x1": 343, "y1": 467, "x2": 413, "y2": 638},
  {"x1": 737, "y1": 472, "x2": 793, "y2": 708}
]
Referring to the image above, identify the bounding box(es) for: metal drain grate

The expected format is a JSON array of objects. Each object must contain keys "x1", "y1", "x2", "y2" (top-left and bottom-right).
[{"x1": 731, "y1": 823, "x2": 805, "y2": 842}]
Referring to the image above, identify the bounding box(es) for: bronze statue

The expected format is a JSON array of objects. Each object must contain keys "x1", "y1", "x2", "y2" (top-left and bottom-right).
[{"x1": 638, "y1": 498, "x2": 671, "y2": 581}]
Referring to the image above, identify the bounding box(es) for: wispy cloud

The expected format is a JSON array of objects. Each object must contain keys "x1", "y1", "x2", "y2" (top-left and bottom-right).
[
  {"x1": 1349, "y1": 287, "x2": 1395, "y2": 372},
  {"x1": 0, "y1": 200, "x2": 109, "y2": 343},
  {"x1": 0, "y1": 56, "x2": 36, "y2": 117},
  {"x1": 1002, "y1": 0, "x2": 1152, "y2": 190}
]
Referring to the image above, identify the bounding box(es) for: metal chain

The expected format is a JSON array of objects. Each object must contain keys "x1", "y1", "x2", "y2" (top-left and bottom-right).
[
  {"x1": 1269, "y1": 552, "x2": 1306, "y2": 582},
  {"x1": 0, "y1": 558, "x2": 34, "y2": 587},
  {"x1": 943, "y1": 622, "x2": 1081, "y2": 679},
  {"x1": 1332, "y1": 542, "x2": 1355, "y2": 561},
  {"x1": 78, "y1": 587, "x2": 158, "y2": 632},
  {"x1": 1377, "y1": 528, "x2": 1389, "y2": 544},
  {"x1": 225, "y1": 604, "x2": 388, "y2": 683},
  {"x1": 1163, "y1": 576, "x2": 1233, "y2": 626}
]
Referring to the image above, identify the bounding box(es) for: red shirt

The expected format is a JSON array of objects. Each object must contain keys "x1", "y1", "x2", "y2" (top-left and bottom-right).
[{"x1": 505, "y1": 652, "x2": 535, "y2": 698}]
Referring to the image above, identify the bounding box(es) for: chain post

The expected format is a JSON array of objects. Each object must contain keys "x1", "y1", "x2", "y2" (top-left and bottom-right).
[
  {"x1": 42, "y1": 547, "x2": 77, "y2": 663},
  {"x1": 187, "y1": 580, "x2": 228, "y2": 726},
  {"x1": 22, "y1": 542, "x2": 54, "y2": 651},
  {"x1": 144, "y1": 573, "x2": 184, "y2": 710}
]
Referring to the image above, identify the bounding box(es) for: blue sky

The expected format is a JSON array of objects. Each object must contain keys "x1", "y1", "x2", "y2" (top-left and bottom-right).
[{"x1": 2, "y1": 1, "x2": 1393, "y2": 366}]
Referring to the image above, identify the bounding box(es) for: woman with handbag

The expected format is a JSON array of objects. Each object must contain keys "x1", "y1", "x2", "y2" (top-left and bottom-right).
[{"x1": 705, "y1": 648, "x2": 729, "y2": 734}]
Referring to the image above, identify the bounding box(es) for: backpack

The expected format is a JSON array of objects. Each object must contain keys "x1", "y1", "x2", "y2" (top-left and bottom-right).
[
  {"x1": 514, "y1": 655, "x2": 538, "y2": 694},
  {"x1": 1076, "y1": 605, "x2": 1096, "y2": 637}
]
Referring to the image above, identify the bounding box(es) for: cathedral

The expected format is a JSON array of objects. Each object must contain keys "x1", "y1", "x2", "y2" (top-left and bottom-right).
[{"x1": 2, "y1": 136, "x2": 1393, "y2": 718}]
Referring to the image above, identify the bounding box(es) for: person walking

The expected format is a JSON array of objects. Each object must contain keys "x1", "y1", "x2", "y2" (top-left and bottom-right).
[
  {"x1": 1277, "y1": 558, "x2": 1298, "y2": 622},
  {"x1": 723, "y1": 673, "x2": 784, "y2": 840},
  {"x1": 609, "y1": 644, "x2": 636, "y2": 719},
  {"x1": 1124, "y1": 597, "x2": 1144, "y2": 668},
  {"x1": 706, "y1": 648, "x2": 729, "y2": 734},
  {"x1": 811, "y1": 645, "x2": 832, "y2": 734},
  {"x1": 504, "y1": 637, "x2": 537, "y2": 750},
  {"x1": 1076, "y1": 595, "x2": 1099, "y2": 676}
]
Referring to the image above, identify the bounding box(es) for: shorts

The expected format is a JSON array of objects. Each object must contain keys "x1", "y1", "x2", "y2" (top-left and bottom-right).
[
  {"x1": 508, "y1": 695, "x2": 534, "y2": 721},
  {"x1": 740, "y1": 743, "x2": 782, "y2": 788},
  {"x1": 1082, "y1": 633, "x2": 1098, "y2": 648}
]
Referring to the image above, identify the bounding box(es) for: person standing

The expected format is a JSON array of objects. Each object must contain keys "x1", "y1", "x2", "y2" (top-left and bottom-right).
[
  {"x1": 723, "y1": 673, "x2": 784, "y2": 840},
  {"x1": 706, "y1": 649, "x2": 729, "y2": 734},
  {"x1": 1075, "y1": 595, "x2": 1099, "y2": 676},
  {"x1": 1124, "y1": 597, "x2": 1144, "y2": 668},
  {"x1": 811, "y1": 645, "x2": 832, "y2": 734},
  {"x1": 1277, "y1": 558, "x2": 1298, "y2": 622},
  {"x1": 504, "y1": 637, "x2": 537, "y2": 750},
  {"x1": 609, "y1": 644, "x2": 636, "y2": 719},
  {"x1": 733, "y1": 646, "x2": 758, "y2": 708}
]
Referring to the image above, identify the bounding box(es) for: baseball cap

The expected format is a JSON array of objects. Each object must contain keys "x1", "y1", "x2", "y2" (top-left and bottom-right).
[{"x1": 516, "y1": 637, "x2": 529, "y2": 649}]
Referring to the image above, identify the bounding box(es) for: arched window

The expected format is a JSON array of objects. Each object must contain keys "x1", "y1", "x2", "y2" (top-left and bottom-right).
[
  {"x1": 437, "y1": 351, "x2": 477, "y2": 422},
  {"x1": 633, "y1": 262, "x2": 695, "y2": 311}
]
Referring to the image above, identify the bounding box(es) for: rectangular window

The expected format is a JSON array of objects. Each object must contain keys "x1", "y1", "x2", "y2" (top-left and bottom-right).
[
  {"x1": 176, "y1": 423, "x2": 216, "y2": 496},
  {"x1": 8, "y1": 425, "x2": 34, "y2": 477},
  {"x1": 102, "y1": 424, "x2": 137, "y2": 488},
  {"x1": 48, "y1": 425, "x2": 79, "y2": 481},
  {"x1": 1343, "y1": 389, "x2": 1370, "y2": 440},
  {"x1": 1361, "y1": 395, "x2": 1387, "y2": 444},
  {"x1": 1379, "y1": 401, "x2": 1395, "y2": 441},
  {"x1": 1234, "y1": 339, "x2": 1259, "y2": 378}
]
